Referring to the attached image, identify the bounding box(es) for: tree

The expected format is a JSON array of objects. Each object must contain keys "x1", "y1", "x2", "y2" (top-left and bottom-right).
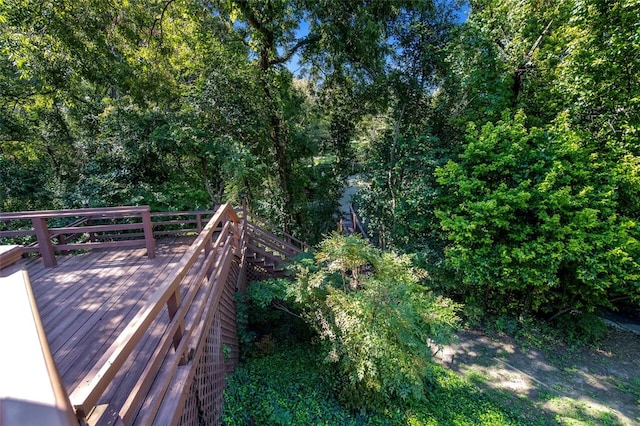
[
  {"x1": 216, "y1": 0, "x2": 453, "y2": 235},
  {"x1": 351, "y1": 0, "x2": 463, "y2": 251},
  {"x1": 0, "y1": 0, "x2": 269, "y2": 211}
]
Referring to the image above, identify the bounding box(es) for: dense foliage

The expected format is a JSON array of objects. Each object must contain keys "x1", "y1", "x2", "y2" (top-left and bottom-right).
[
  {"x1": 436, "y1": 112, "x2": 640, "y2": 317},
  {"x1": 3, "y1": 0, "x2": 639, "y2": 420},
  {"x1": 353, "y1": 0, "x2": 640, "y2": 323},
  {"x1": 246, "y1": 234, "x2": 460, "y2": 411},
  {"x1": 2, "y1": 0, "x2": 638, "y2": 346},
  {"x1": 0, "y1": 0, "x2": 456, "y2": 242}
]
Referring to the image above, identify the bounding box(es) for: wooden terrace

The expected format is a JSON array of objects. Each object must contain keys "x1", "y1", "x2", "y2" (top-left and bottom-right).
[{"x1": 0, "y1": 204, "x2": 306, "y2": 425}]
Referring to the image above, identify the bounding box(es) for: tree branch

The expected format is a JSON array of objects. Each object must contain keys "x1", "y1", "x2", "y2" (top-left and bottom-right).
[
  {"x1": 271, "y1": 300, "x2": 305, "y2": 320},
  {"x1": 234, "y1": 0, "x2": 273, "y2": 46},
  {"x1": 512, "y1": 20, "x2": 553, "y2": 104},
  {"x1": 268, "y1": 35, "x2": 320, "y2": 67},
  {"x1": 149, "y1": 0, "x2": 176, "y2": 46},
  {"x1": 525, "y1": 20, "x2": 553, "y2": 61}
]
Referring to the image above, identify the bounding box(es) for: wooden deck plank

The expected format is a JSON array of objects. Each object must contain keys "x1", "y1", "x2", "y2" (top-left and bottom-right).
[
  {"x1": 51, "y1": 258, "x2": 159, "y2": 378},
  {"x1": 86, "y1": 249, "x2": 203, "y2": 413},
  {"x1": 44, "y1": 250, "x2": 150, "y2": 346},
  {"x1": 34, "y1": 249, "x2": 138, "y2": 317},
  {"x1": 42, "y1": 252, "x2": 147, "y2": 345},
  {"x1": 57, "y1": 242, "x2": 192, "y2": 389},
  {"x1": 18, "y1": 237, "x2": 195, "y2": 423}
]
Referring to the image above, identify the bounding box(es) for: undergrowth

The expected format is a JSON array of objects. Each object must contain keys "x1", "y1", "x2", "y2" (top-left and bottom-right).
[
  {"x1": 466, "y1": 311, "x2": 609, "y2": 351},
  {"x1": 222, "y1": 340, "x2": 557, "y2": 426}
]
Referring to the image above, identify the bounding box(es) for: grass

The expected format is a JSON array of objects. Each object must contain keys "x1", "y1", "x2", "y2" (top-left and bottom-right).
[
  {"x1": 545, "y1": 397, "x2": 624, "y2": 426},
  {"x1": 222, "y1": 340, "x2": 558, "y2": 426},
  {"x1": 614, "y1": 377, "x2": 640, "y2": 402}
]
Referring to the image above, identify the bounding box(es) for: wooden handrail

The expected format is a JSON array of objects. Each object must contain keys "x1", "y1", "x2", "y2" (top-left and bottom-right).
[
  {"x1": 349, "y1": 204, "x2": 369, "y2": 240},
  {"x1": 68, "y1": 203, "x2": 241, "y2": 420},
  {"x1": 0, "y1": 206, "x2": 150, "y2": 220},
  {"x1": 0, "y1": 206, "x2": 156, "y2": 267},
  {"x1": 0, "y1": 270, "x2": 76, "y2": 426},
  {"x1": 245, "y1": 222, "x2": 301, "y2": 256},
  {"x1": 241, "y1": 211, "x2": 308, "y2": 251},
  {"x1": 151, "y1": 210, "x2": 217, "y2": 236},
  {"x1": 150, "y1": 210, "x2": 217, "y2": 218}
]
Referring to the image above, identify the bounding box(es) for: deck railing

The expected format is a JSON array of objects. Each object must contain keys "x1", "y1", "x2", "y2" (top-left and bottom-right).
[
  {"x1": 0, "y1": 270, "x2": 77, "y2": 426},
  {"x1": 242, "y1": 210, "x2": 308, "y2": 253},
  {"x1": 1, "y1": 203, "x2": 305, "y2": 425},
  {"x1": 68, "y1": 203, "x2": 244, "y2": 424},
  {"x1": 338, "y1": 204, "x2": 369, "y2": 240},
  {"x1": 0, "y1": 207, "x2": 218, "y2": 268},
  {"x1": 151, "y1": 210, "x2": 217, "y2": 237},
  {"x1": 349, "y1": 204, "x2": 369, "y2": 240},
  {"x1": 0, "y1": 206, "x2": 156, "y2": 267}
]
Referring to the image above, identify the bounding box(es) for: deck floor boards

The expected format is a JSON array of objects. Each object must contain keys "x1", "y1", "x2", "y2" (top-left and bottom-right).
[{"x1": 8, "y1": 236, "x2": 195, "y2": 420}]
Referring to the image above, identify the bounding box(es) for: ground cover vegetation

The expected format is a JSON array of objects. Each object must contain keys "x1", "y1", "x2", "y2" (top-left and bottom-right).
[
  {"x1": 225, "y1": 235, "x2": 555, "y2": 425},
  {"x1": 2, "y1": 0, "x2": 639, "y2": 421}
]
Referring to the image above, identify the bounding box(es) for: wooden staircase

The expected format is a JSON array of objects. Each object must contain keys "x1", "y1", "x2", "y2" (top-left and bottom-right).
[
  {"x1": 338, "y1": 203, "x2": 369, "y2": 240},
  {"x1": 241, "y1": 210, "x2": 308, "y2": 281}
]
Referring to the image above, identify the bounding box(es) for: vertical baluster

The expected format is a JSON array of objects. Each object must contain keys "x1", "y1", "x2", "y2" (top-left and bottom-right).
[{"x1": 166, "y1": 289, "x2": 187, "y2": 364}]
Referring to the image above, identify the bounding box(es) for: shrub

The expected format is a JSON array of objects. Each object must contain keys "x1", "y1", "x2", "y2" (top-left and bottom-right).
[
  {"x1": 222, "y1": 345, "x2": 363, "y2": 426},
  {"x1": 247, "y1": 233, "x2": 460, "y2": 411},
  {"x1": 223, "y1": 341, "x2": 547, "y2": 425},
  {"x1": 435, "y1": 111, "x2": 640, "y2": 320}
]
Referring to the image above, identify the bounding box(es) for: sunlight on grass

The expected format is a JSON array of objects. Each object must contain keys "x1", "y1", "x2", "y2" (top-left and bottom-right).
[{"x1": 544, "y1": 396, "x2": 631, "y2": 426}]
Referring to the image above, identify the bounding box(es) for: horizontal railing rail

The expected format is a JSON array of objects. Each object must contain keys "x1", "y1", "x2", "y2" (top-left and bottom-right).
[
  {"x1": 0, "y1": 207, "x2": 220, "y2": 267},
  {"x1": 150, "y1": 210, "x2": 217, "y2": 237},
  {"x1": 0, "y1": 270, "x2": 76, "y2": 426},
  {"x1": 0, "y1": 206, "x2": 156, "y2": 267},
  {"x1": 68, "y1": 203, "x2": 242, "y2": 424},
  {"x1": 241, "y1": 210, "x2": 308, "y2": 252}
]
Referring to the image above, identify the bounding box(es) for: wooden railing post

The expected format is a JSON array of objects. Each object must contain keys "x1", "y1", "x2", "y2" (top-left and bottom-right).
[
  {"x1": 57, "y1": 234, "x2": 69, "y2": 255},
  {"x1": 32, "y1": 217, "x2": 57, "y2": 267},
  {"x1": 231, "y1": 217, "x2": 240, "y2": 252},
  {"x1": 86, "y1": 218, "x2": 96, "y2": 242},
  {"x1": 204, "y1": 231, "x2": 213, "y2": 257},
  {"x1": 141, "y1": 208, "x2": 155, "y2": 259},
  {"x1": 196, "y1": 213, "x2": 203, "y2": 232}
]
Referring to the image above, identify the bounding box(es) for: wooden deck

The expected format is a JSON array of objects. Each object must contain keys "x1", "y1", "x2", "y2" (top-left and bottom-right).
[
  {"x1": 0, "y1": 203, "x2": 309, "y2": 425},
  {"x1": 1, "y1": 236, "x2": 196, "y2": 423}
]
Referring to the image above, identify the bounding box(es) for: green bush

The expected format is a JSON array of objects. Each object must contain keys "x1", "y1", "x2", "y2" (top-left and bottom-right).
[
  {"x1": 247, "y1": 234, "x2": 460, "y2": 411},
  {"x1": 435, "y1": 111, "x2": 640, "y2": 320}
]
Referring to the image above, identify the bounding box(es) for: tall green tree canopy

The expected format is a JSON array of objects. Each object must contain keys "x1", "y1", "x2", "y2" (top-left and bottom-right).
[{"x1": 430, "y1": 0, "x2": 640, "y2": 318}]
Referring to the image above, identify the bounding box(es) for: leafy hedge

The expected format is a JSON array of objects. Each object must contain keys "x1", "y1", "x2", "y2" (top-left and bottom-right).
[{"x1": 435, "y1": 112, "x2": 640, "y2": 319}]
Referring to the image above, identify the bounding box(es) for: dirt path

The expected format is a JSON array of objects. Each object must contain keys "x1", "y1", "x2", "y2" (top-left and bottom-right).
[{"x1": 434, "y1": 328, "x2": 640, "y2": 425}]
